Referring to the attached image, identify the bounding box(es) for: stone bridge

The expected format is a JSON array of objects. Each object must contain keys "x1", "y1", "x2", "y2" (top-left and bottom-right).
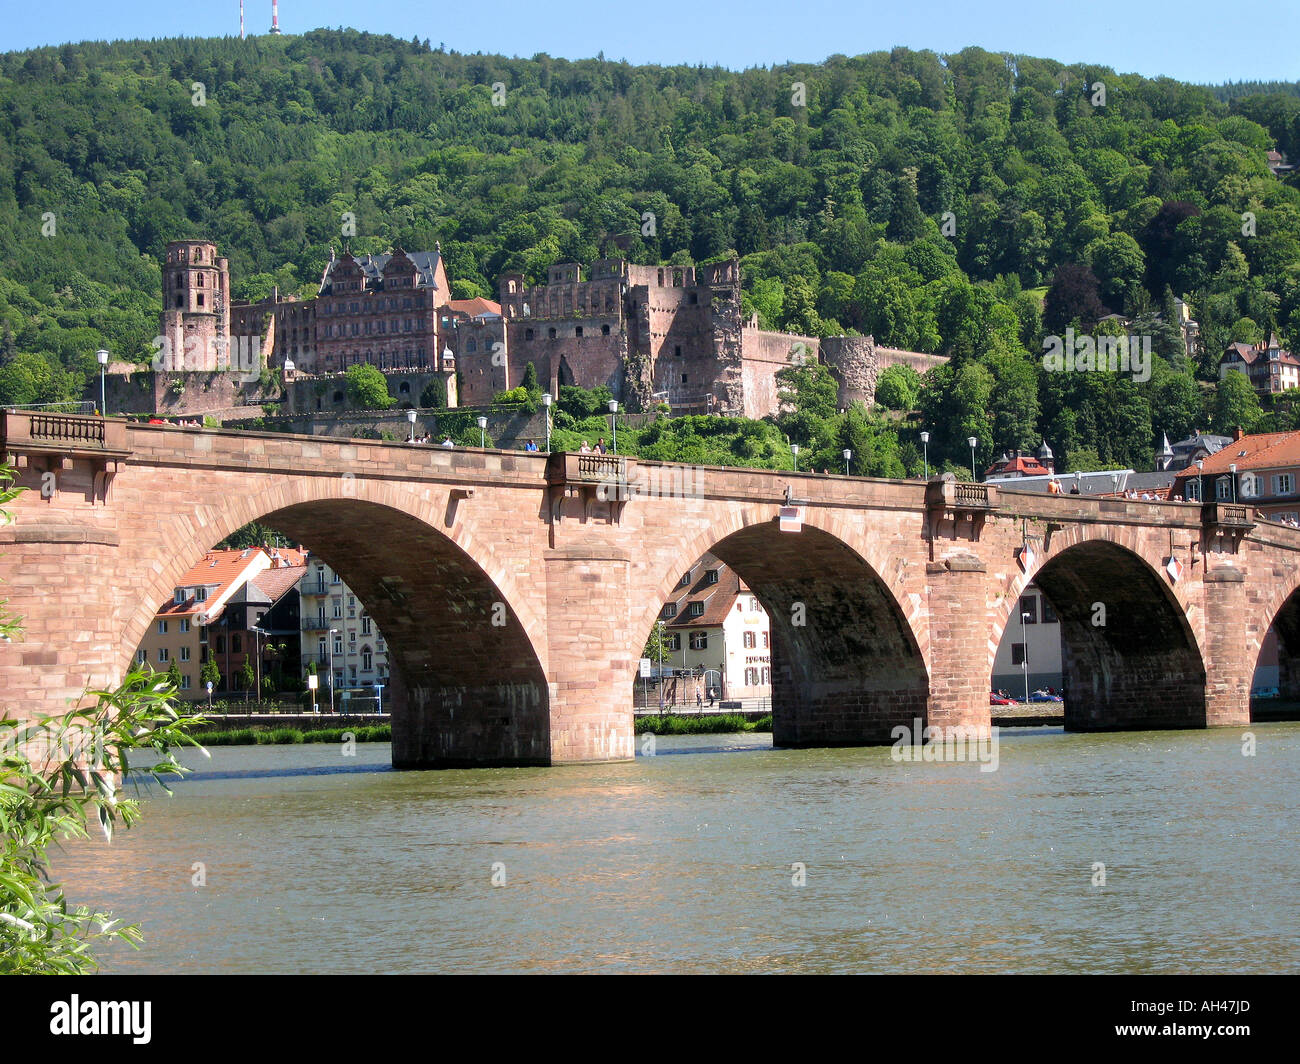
[{"x1": 2, "y1": 410, "x2": 1297, "y2": 768}]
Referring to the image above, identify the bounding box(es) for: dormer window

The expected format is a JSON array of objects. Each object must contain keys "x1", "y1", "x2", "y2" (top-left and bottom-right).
[
  {"x1": 688, "y1": 601, "x2": 705, "y2": 617},
  {"x1": 174, "y1": 589, "x2": 186, "y2": 604},
  {"x1": 705, "y1": 569, "x2": 719, "y2": 585}
]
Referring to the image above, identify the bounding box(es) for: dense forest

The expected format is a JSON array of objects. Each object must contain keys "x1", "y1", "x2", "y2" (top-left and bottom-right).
[{"x1": 4, "y1": 30, "x2": 1300, "y2": 473}]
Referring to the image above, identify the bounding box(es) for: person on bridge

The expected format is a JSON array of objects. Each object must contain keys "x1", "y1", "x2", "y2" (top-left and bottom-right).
[
  {"x1": 580, "y1": 440, "x2": 592, "y2": 453},
  {"x1": 440, "y1": 436, "x2": 454, "y2": 448},
  {"x1": 595, "y1": 438, "x2": 608, "y2": 454}
]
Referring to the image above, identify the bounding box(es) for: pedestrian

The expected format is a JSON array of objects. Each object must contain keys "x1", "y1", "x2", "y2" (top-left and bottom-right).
[
  {"x1": 580, "y1": 440, "x2": 592, "y2": 453},
  {"x1": 595, "y1": 437, "x2": 607, "y2": 454},
  {"x1": 441, "y1": 436, "x2": 454, "y2": 448},
  {"x1": 696, "y1": 690, "x2": 703, "y2": 709}
]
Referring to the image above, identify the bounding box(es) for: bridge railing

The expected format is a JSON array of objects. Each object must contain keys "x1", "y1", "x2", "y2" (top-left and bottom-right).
[
  {"x1": 546, "y1": 451, "x2": 632, "y2": 486},
  {"x1": 1, "y1": 409, "x2": 130, "y2": 461}
]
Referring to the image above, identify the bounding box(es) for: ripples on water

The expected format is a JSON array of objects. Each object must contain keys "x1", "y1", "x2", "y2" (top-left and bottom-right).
[{"x1": 49, "y1": 725, "x2": 1300, "y2": 974}]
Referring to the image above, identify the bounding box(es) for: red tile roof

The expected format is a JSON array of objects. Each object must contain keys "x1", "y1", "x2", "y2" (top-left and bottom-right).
[
  {"x1": 986, "y1": 455, "x2": 1052, "y2": 477},
  {"x1": 1171, "y1": 429, "x2": 1300, "y2": 480},
  {"x1": 154, "y1": 547, "x2": 298, "y2": 618},
  {"x1": 447, "y1": 297, "x2": 502, "y2": 318},
  {"x1": 253, "y1": 562, "x2": 310, "y2": 605}
]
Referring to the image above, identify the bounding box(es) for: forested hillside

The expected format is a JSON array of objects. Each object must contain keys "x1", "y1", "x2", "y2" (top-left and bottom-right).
[{"x1": 4, "y1": 30, "x2": 1300, "y2": 472}]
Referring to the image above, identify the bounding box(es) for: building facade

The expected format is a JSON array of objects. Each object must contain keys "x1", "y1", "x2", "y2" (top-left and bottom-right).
[
  {"x1": 651, "y1": 553, "x2": 772, "y2": 703},
  {"x1": 297, "y1": 558, "x2": 390, "y2": 704},
  {"x1": 990, "y1": 583, "x2": 1064, "y2": 694},
  {"x1": 1220, "y1": 334, "x2": 1300, "y2": 394},
  {"x1": 1172, "y1": 428, "x2": 1300, "y2": 523}
]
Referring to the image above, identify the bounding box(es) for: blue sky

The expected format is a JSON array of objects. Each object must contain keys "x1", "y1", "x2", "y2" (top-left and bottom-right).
[{"x1": 3, "y1": 0, "x2": 1297, "y2": 85}]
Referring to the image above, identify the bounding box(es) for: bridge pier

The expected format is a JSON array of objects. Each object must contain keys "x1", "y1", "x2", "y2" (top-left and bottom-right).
[
  {"x1": 543, "y1": 546, "x2": 635, "y2": 764},
  {"x1": 1202, "y1": 565, "x2": 1251, "y2": 727},
  {"x1": 925, "y1": 555, "x2": 993, "y2": 736}
]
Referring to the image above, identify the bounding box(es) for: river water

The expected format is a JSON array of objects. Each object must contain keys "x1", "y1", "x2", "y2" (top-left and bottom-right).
[{"x1": 48, "y1": 724, "x2": 1300, "y2": 973}]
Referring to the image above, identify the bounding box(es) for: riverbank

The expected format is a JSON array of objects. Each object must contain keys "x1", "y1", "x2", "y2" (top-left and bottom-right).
[{"x1": 201, "y1": 724, "x2": 391, "y2": 745}]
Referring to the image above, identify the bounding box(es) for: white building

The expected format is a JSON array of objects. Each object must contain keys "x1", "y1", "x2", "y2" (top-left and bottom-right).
[
  {"x1": 297, "y1": 559, "x2": 389, "y2": 706},
  {"x1": 991, "y1": 583, "x2": 1063, "y2": 695}
]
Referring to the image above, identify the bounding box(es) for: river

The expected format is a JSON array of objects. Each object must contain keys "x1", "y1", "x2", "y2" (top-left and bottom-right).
[{"x1": 48, "y1": 724, "x2": 1300, "y2": 973}]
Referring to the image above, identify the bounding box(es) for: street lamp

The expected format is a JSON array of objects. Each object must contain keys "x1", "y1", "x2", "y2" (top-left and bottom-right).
[
  {"x1": 1229, "y1": 462, "x2": 1238, "y2": 503},
  {"x1": 542, "y1": 392, "x2": 552, "y2": 452},
  {"x1": 968, "y1": 436, "x2": 978, "y2": 482},
  {"x1": 1074, "y1": 470, "x2": 1081, "y2": 493},
  {"x1": 1110, "y1": 473, "x2": 1120, "y2": 496},
  {"x1": 96, "y1": 349, "x2": 109, "y2": 416},
  {"x1": 476, "y1": 415, "x2": 487, "y2": 448},
  {"x1": 250, "y1": 624, "x2": 267, "y2": 704},
  {"x1": 843, "y1": 448, "x2": 852, "y2": 475},
  {"x1": 328, "y1": 628, "x2": 338, "y2": 714},
  {"x1": 1196, "y1": 458, "x2": 1204, "y2": 501},
  {"x1": 790, "y1": 442, "x2": 800, "y2": 471},
  {"x1": 1020, "y1": 610, "x2": 1032, "y2": 705},
  {"x1": 608, "y1": 399, "x2": 619, "y2": 454},
  {"x1": 407, "y1": 408, "x2": 416, "y2": 443},
  {"x1": 920, "y1": 431, "x2": 930, "y2": 479}
]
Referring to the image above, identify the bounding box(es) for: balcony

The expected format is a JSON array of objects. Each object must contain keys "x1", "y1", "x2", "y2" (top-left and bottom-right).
[
  {"x1": 300, "y1": 581, "x2": 329, "y2": 596},
  {"x1": 301, "y1": 617, "x2": 331, "y2": 631}
]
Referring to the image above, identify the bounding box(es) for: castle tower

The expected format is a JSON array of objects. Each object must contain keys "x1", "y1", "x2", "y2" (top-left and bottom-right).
[
  {"x1": 821, "y1": 335, "x2": 879, "y2": 409},
  {"x1": 159, "y1": 240, "x2": 230, "y2": 371}
]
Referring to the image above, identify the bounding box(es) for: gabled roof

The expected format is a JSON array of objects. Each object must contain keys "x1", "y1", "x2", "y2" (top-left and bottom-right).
[
  {"x1": 1171, "y1": 430, "x2": 1300, "y2": 479},
  {"x1": 154, "y1": 548, "x2": 273, "y2": 619},
  {"x1": 662, "y1": 553, "x2": 750, "y2": 628},
  {"x1": 447, "y1": 297, "x2": 503, "y2": 319},
  {"x1": 323, "y1": 250, "x2": 442, "y2": 291},
  {"x1": 252, "y1": 563, "x2": 309, "y2": 607}
]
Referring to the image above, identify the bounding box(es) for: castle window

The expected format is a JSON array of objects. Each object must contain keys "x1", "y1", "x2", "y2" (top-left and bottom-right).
[
  {"x1": 399, "y1": 382, "x2": 410, "y2": 394},
  {"x1": 602, "y1": 324, "x2": 610, "y2": 335},
  {"x1": 548, "y1": 328, "x2": 557, "y2": 339},
  {"x1": 525, "y1": 329, "x2": 533, "y2": 341},
  {"x1": 467, "y1": 340, "x2": 477, "y2": 353},
  {"x1": 675, "y1": 345, "x2": 682, "y2": 357},
  {"x1": 196, "y1": 294, "x2": 204, "y2": 307},
  {"x1": 681, "y1": 374, "x2": 688, "y2": 384},
  {"x1": 333, "y1": 391, "x2": 344, "y2": 403},
  {"x1": 689, "y1": 293, "x2": 698, "y2": 305},
  {"x1": 197, "y1": 274, "x2": 204, "y2": 287},
  {"x1": 575, "y1": 327, "x2": 583, "y2": 337},
  {"x1": 176, "y1": 296, "x2": 183, "y2": 308}
]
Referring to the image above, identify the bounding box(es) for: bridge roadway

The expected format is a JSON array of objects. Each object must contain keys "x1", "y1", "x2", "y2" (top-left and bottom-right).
[{"x1": 2, "y1": 410, "x2": 1298, "y2": 767}]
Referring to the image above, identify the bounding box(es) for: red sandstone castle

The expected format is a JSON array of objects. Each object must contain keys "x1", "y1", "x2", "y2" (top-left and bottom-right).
[{"x1": 157, "y1": 239, "x2": 946, "y2": 416}]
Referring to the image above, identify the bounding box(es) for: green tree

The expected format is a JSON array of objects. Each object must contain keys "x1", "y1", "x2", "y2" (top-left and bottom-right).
[
  {"x1": 874, "y1": 363, "x2": 922, "y2": 411},
  {"x1": 1212, "y1": 370, "x2": 1263, "y2": 434},
  {"x1": 200, "y1": 656, "x2": 221, "y2": 691},
  {"x1": 238, "y1": 654, "x2": 256, "y2": 694},
  {"x1": 345, "y1": 364, "x2": 395, "y2": 409},
  {"x1": 521, "y1": 361, "x2": 541, "y2": 397},
  {"x1": 165, "y1": 659, "x2": 182, "y2": 691}
]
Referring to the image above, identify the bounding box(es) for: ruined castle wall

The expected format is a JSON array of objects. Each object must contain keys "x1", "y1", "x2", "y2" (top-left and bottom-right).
[
  {"x1": 739, "y1": 328, "x2": 820, "y2": 420},
  {"x1": 507, "y1": 317, "x2": 624, "y2": 397},
  {"x1": 876, "y1": 346, "x2": 949, "y2": 377}
]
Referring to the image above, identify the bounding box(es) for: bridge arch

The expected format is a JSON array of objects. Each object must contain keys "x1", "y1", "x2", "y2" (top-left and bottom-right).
[
  {"x1": 119, "y1": 477, "x2": 550, "y2": 768},
  {"x1": 634, "y1": 503, "x2": 930, "y2": 746},
  {"x1": 991, "y1": 524, "x2": 1207, "y2": 730}
]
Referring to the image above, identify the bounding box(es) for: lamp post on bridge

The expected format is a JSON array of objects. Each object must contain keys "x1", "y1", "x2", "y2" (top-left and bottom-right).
[
  {"x1": 542, "y1": 392, "x2": 552, "y2": 452},
  {"x1": 843, "y1": 448, "x2": 852, "y2": 476},
  {"x1": 790, "y1": 443, "x2": 800, "y2": 472},
  {"x1": 96, "y1": 349, "x2": 109, "y2": 416},
  {"x1": 476, "y1": 415, "x2": 487, "y2": 449},
  {"x1": 608, "y1": 399, "x2": 619, "y2": 454},
  {"x1": 920, "y1": 431, "x2": 930, "y2": 479},
  {"x1": 1229, "y1": 462, "x2": 1238, "y2": 503},
  {"x1": 407, "y1": 408, "x2": 416, "y2": 443},
  {"x1": 968, "y1": 436, "x2": 978, "y2": 482}
]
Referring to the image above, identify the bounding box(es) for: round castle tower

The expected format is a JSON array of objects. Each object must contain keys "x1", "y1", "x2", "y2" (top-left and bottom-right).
[{"x1": 820, "y1": 335, "x2": 879, "y2": 409}]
